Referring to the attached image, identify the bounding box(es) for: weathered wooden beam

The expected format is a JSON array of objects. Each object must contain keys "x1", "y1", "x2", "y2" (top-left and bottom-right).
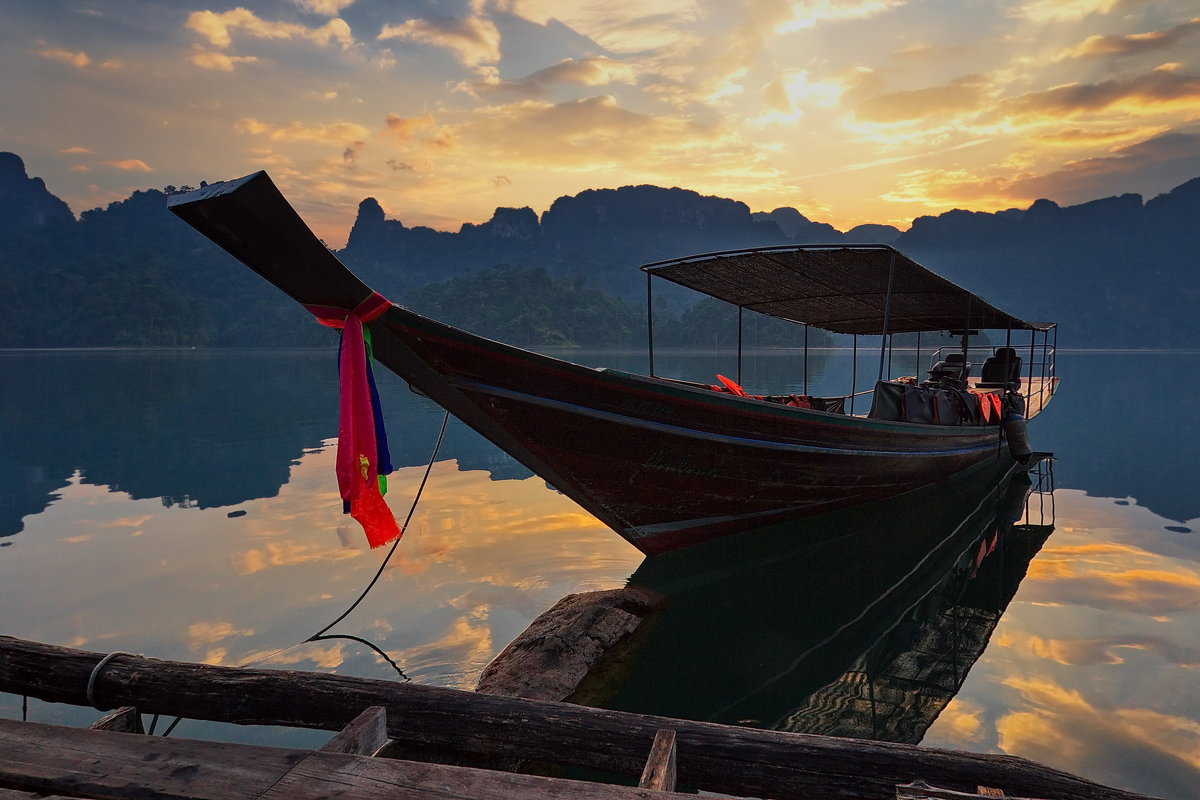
[
  {"x1": 0, "y1": 636, "x2": 1159, "y2": 800},
  {"x1": 89, "y1": 705, "x2": 143, "y2": 734},
  {"x1": 0, "y1": 718, "x2": 699, "y2": 800},
  {"x1": 319, "y1": 706, "x2": 388, "y2": 756},
  {"x1": 638, "y1": 729, "x2": 677, "y2": 792}
]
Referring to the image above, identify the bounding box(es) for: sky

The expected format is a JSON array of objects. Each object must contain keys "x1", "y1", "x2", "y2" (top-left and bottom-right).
[{"x1": 4, "y1": 0, "x2": 1200, "y2": 246}]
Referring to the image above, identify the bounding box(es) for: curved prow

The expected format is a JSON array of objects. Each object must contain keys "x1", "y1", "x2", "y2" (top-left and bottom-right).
[{"x1": 167, "y1": 172, "x2": 375, "y2": 311}]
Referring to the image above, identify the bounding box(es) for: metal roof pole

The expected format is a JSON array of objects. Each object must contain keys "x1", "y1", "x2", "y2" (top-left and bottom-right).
[
  {"x1": 803, "y1": 323, "x2": 809, "y2": 395},
  {"x1": 877, "y1": 251, "x2": 897, "y2": 382},
  {"x1": 851, "y1": 334, "x2": 858, "y2": 415},
  {"x1": 1027, "y1": 329, "x2": 1036, "y2": 404},
  {"x1": 646, "y1": 271, "x2": 655, "y2": 377},
  {"x1": 916, "y1": 330, "x2": 921, "y2": 377},
  {"x1": 737, "y1": 306, "x2": 744, "y2": 385}
]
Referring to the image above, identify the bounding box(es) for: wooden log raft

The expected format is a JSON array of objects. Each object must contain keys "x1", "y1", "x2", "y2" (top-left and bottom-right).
[
  {"x1": 0, "y1": 636, "x2": 1158, "y2": 800},
  {"x1": 476, "y1": 586, "x2": 661, "y2": 701}
]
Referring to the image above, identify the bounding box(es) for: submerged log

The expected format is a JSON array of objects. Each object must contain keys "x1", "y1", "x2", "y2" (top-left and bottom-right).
[
  {"x1": 0, "y1": 636, "x2": 1158, "y2": 800},
  {"x1": 476, "y1": 587, "x2": 661, "y2": 701}
]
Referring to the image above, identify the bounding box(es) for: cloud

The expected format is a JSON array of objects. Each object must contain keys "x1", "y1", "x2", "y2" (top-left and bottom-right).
[
  {"x1": 59, "y1": 146, "x2": 93, "y2": 154},
  {"x1": 771, "y1": 0, "x2": 907, "y2": 33},
  {"x1": 237, "y1": 117, "x2": 372, "y2": 144},
  {"x1": 104, "y1": 159, "x2": 153, "y2": 171},
  {"x1": 1062, "y1": 18, "x2": 1200, "y2": 60},
  {"x1": 1007, "y1": 131, "x2": 1200, "y2": 202},
  {"x1": 186, "y1": 8, "x2": 354, "y2": 49},
  {"x1": 37, "y1": 48, "x2": 90, "y2": 68},
  {"x1": 382, "y1": 112, "x2": 436, "y2": 142},
  {"x1": 992, "y1": 69, "x2": 1200, "y2": 121},
  {"x1": 755, "y1": 70, "x2": 845, "y2": 125},
  {"x1": 854, "y1": 74, "x2": 992, "y2": 123},
  {"x1": 492, "y1": 0, "x2": 701, "y2": 54},
  {"x1": 470, "y1": 57, "x2": 639, "y2": 99},
  {"x1": 891, "y1": 43, "x2": 970, "y2": 63},
  {"x1": 1012, "y1": 0, "x2": 1126, "y2": 24},
  {"x1": 343, "y1": 140, "x2": 365, "y2": 164},
  {"x1": 378, "y1": 15, "x2": 500, "y2": 68},
  {"x1": 189, "y1": 47, "x2": 259, "y2": 71},
  {"x1": 293, "y1": 0, "x2": 356, "y2": 13}
]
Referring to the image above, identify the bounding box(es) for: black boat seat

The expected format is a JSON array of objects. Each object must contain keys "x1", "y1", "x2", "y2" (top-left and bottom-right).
[
  {"x1": 977, "y1": 347, "x2": 1022, "y2": 390},
  {"x1": 926, "y1": 352, "x2": 970, "y2": 386}
]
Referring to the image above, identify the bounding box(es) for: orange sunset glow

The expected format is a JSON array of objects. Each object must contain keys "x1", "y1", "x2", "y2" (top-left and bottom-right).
[{"x1": 5, "y1": 1, "x2": 1200, "y2": 245}]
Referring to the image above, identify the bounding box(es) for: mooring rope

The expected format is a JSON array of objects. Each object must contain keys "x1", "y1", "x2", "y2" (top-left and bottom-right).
[
  {"x1": 86, "y1": 651, "x2": 141, "y2": 710},
  {"x1": 155, "y1": 409, "x2": 452, "y2": 736}
]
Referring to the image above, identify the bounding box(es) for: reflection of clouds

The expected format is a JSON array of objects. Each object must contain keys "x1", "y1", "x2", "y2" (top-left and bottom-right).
[
  {"x1": 397, "y1": 614, "x2": 494, "y2": 690},
  {"x1": 103, "y1": 515, "x2": 153, "y2": 528},
  {"x1": 996, "y1": 630, "x2": 1200, "y2": 666},
  {"x1": 936, "y1": 697, "x2": 986, "y2": 745},
  {"x1": 239, "y1": 642, "x2": 346, "y2": 670},
  {"x1": 232, "y1": 539, "x2": 362, "y2": 575},
  {"x1": 997, "y1": 675, "x2": 1200, "y2": 796},
  {"x1": 1023, "y1": 541, "x2": 1200, "y2": 615}
]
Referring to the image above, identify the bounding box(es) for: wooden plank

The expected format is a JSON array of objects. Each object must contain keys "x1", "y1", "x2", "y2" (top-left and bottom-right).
[
  {"x1": 0, "y1": 636, "x2": 1159, "y2": 800},
  {"x1": 0, "y1": 718, "x2": 299, "y2": 800},
  {"x1": 979, "y1": 788, "x2": 1007, "y2": 797},
  {"x1": 638, "y1": 729, "x2": 677, "y2": 792},
  {"x1": 0, "y1": 719, "x2": 708, "y2": 800},
  {"x1": 90, "y1": 705, "x2": 143, "y2": 734},
  {"x1": 319, "y1": 705, "x2": 387, "y2": 756}
]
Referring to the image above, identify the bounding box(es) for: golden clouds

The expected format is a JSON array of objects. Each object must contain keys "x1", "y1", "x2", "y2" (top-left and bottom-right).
[
  {"x1": 1012, "y1": 0, "x2": 1124, "y2": 24},
  {"x1": 855, "y1": 75, "x2": 991, "y2": 123},
  {"x1": 469, "y1": 57, "x2": 640, "y2": 99},
  {"x1": 186, "y1": 8, "x2": 354, "y2": 49},
  {"x1": 382, "y1": 112, "x2": 437, "y2": 143},
  {"x1": 770, "y1": 0, "x2": 907, "y2": 33},
  {"x1": 36, "y1": 48, "x2": 91, "y2": 69},
  {"x1": 292, "y1": 0, "x2": 356, "y2": 13},
  {"x1": 189, "y1": 47, "x2": 259, "y2": 72},
  {"x1": 993, "y1": 70, "x2": 1200, "y2": 120},
  {"x1": 1063, "y1": 18, "x2": 1200, "y2": 60},
  {"x1": 237, "y1": 117, "x2": 372, "y2": 144},
  {"x1": 379, "y1": 16, "x2": 500, "y2": 69},
  {"x1": 104, "y1": 159, "x2": 154, "y2": 172},
  {"x1": 493, "y1": 0, "x2": 702, "y2": 54}
]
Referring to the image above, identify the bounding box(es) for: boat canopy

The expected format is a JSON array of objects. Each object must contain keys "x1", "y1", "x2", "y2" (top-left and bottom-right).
[{"x1": 642, "y1": 244, "x2": 1053, "y2": 335}]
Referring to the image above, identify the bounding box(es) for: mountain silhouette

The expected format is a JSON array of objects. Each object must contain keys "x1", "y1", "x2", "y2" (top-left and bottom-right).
[{"x1": 1, "y1": 150, "x2": 1198, "y2": 348}]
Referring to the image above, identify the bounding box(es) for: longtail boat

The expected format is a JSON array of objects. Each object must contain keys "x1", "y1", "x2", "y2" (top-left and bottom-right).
[{"x1": 168, "y1": 172, "x2": 1058, "y2": 555}]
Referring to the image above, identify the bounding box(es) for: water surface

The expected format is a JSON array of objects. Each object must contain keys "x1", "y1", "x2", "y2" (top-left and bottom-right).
[{"x1": 1, "y1": 348, "x2": 1198, "y2": 797}]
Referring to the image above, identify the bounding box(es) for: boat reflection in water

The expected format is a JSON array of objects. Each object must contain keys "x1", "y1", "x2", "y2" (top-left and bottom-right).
[{"x1": 590, "y1": 458, "x2": 1055, "y2": 745}]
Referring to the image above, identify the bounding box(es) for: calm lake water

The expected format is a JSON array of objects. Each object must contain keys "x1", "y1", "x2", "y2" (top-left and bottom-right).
[{"x1": 2, "y1": 347, "x2": 1199, "y2": 798}]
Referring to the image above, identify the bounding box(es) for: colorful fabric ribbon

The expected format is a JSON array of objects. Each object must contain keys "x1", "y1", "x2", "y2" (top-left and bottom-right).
[{"x1": 304, "y1": 293, "x2": 400, "y2": 548}]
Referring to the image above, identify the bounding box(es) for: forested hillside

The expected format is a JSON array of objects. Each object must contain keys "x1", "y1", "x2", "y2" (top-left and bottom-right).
[{"x1": 1, "y1": 150, "x2": 1196, "y2": 349}]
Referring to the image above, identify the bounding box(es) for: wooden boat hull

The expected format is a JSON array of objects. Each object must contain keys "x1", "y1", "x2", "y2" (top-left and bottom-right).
[
  {"x1": 370, "y1": 304, "x2": 1010, "y2": 553},
  {"x1": 168, "y1": 172, "x2": 1020, "y2": 555}
]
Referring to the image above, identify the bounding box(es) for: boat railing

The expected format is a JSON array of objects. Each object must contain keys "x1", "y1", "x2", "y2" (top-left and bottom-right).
[{"x1": 926, "y1": 333, "x2": 1057, "y2": 414}]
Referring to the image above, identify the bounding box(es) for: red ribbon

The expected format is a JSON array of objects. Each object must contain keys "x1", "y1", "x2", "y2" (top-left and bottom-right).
[{"x1": 305, "y1": 293, "x2": 401, "y2": 548}]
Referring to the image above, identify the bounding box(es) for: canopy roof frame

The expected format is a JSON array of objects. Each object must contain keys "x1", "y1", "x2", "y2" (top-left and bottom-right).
[{"x1": 642, "y1": 244, "x2": 1054, "y2": 336}]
